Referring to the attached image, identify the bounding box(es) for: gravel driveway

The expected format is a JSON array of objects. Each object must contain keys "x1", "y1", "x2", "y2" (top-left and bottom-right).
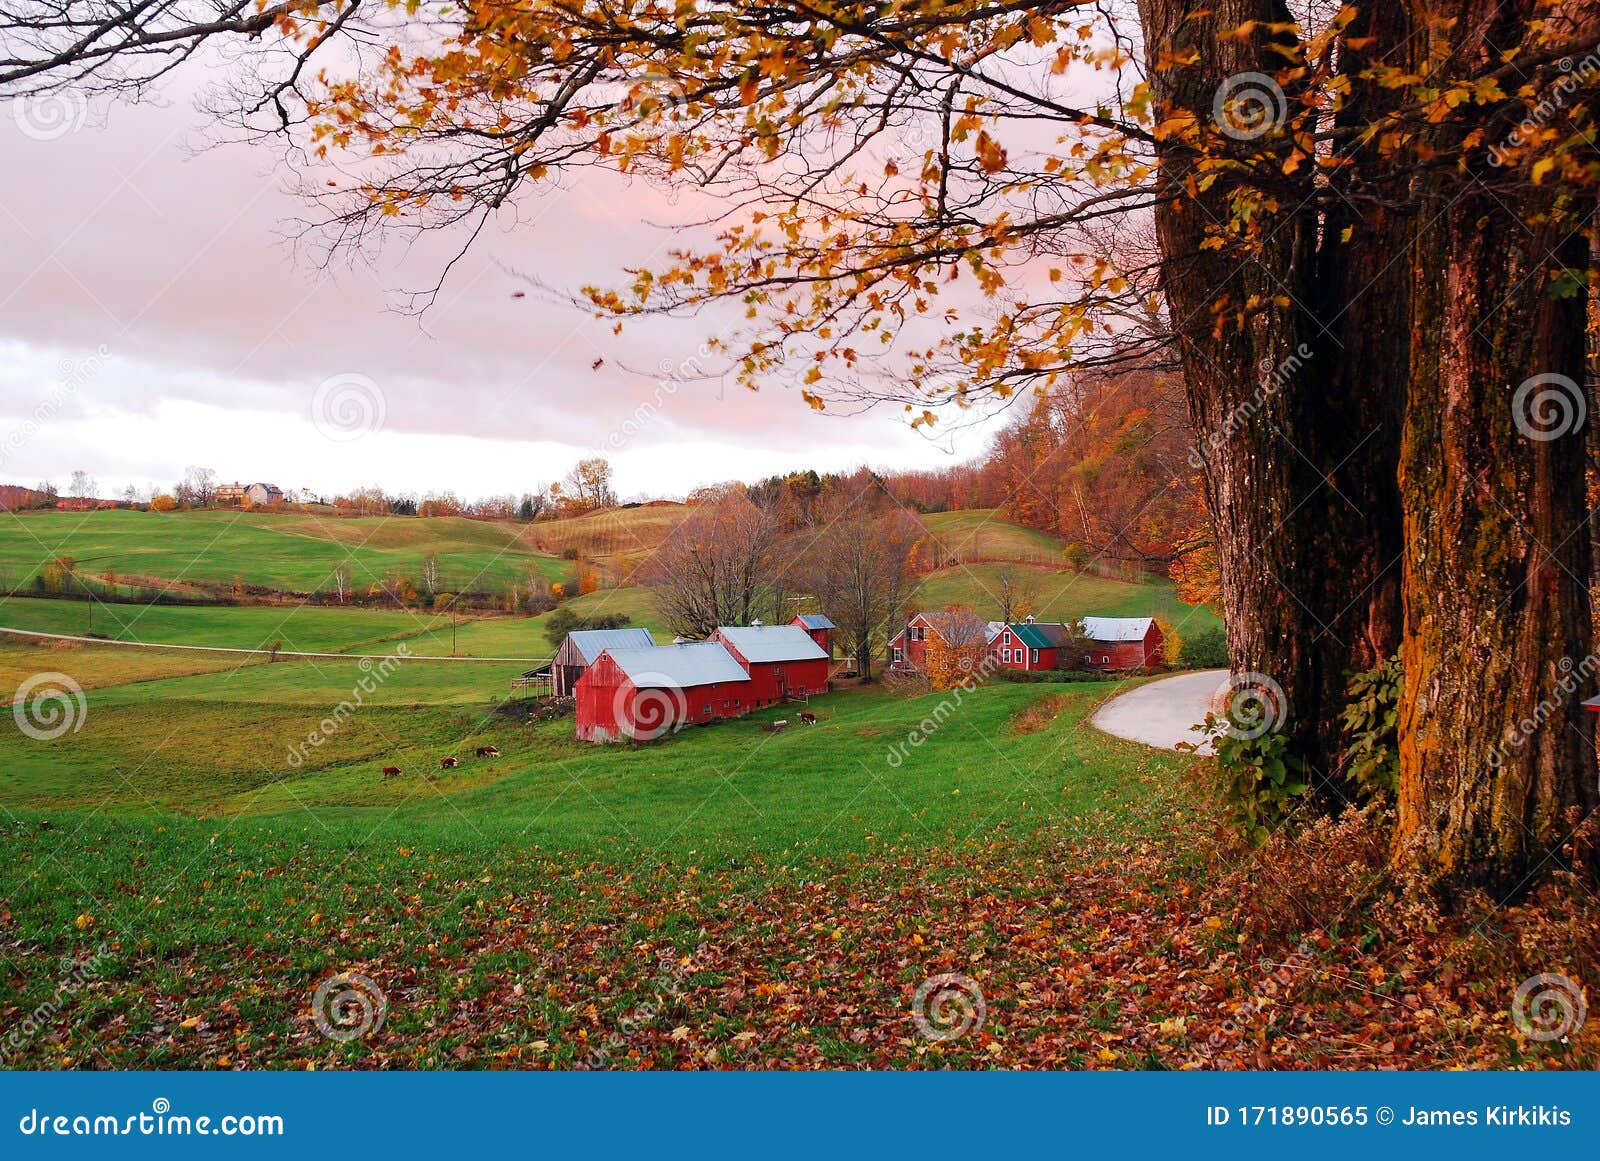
[{"x1": 1090, "y1": 669, "x2": 1229, "y2": 752}]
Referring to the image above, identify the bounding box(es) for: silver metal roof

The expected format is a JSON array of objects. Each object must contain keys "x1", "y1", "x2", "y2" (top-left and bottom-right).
[
  {"x1": 566, "y1": 627, "x2": 656, "y2": 662},
  {"x1": 715, "y1": 625, "x2": 828, "y2": 663},
  {"x1": 602, "y1": 641, "x2": 749, "y2": 688},
  {"x1": 1079, "y1": 616, "x2": 1155, "y2": 642},
  {"x1": 794, "y1": 613, "x2": 836, "y2": 630}
]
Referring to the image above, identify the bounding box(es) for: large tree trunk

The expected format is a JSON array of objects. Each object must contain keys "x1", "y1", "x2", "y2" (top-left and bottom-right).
[
  {"x1": 1395, "y1": 105, "x2": 1597, "y2": 889},
  {"x1": 1137, "y1": 0, "x2": 1404, "y2": 801}
]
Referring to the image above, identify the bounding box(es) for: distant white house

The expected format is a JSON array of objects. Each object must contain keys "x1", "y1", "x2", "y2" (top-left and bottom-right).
[
  {"x1": 216, "y1": 481, "x2": 284, "y2": 507},
  {"x1": 244, "y1": 482, "x2": 284, "y2": 507}
]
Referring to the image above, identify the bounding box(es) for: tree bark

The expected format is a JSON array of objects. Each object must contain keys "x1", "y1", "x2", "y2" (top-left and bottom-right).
[
  {"x1": 1395, "y1": 122, "x2": 1597, "y2": 891},
  {"x1": 1137, "y1": 0, "x2": 1405, "y2": 803}
]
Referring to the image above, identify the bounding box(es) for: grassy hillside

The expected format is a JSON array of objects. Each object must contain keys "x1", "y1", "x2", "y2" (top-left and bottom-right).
[
  {"x1": 523, "y1": 504, "x2": 692, "y2": 574},
  {"x1": 0, "y1": 639, "x2": 1565, "y2": 1072},
  {"x1": 917, "y1": 563, "x2": 1222, "y2": 638},
  {"x1": 0, "y1": 595, "x2": 463, "y2": 654},
  {"x1": 920, "y1": 509, "x2": 1067, "y2": 566},
  {"x1": 0, "y1": 508, "x2": 566, "y2": 594},
  {"x1": 0, "y1": 507, "x2": 1213, "y2": 659},
  {"x1": 0, "y1": 633, "x2": 1166, "y2": 832}
]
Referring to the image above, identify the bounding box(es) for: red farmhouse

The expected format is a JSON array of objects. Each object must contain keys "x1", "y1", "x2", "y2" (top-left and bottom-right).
[
  {"x1": 575, "y1": 641, "x2": 753, "y2": 742},
  {"x1": 1081, "y1": 617, "x2": 1163, "y2": 671},
  {"x1": 790, "y1": 613, "x2": 836, "y2": 657},
  {"x1": 989, "y1": 619, "x2": 1080, "y2": 672},
  {"x1": 886, "y1": 610, "x2": 989, "y2": 673},
  {"x1": 710, "y1": 624, "x2": 831, "y2": 706}
]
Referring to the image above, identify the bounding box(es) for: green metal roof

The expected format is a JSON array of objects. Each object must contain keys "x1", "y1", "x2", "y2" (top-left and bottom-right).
[{"x1": 1002, "y1": 622, "x2": 1055, "y2": 649}]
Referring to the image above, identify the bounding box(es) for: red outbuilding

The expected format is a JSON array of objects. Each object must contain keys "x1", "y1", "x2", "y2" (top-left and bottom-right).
[
  {"x1": 575, "y1": 641, "x2": 754, "y2": 742},
  {"x1": 790, "y1": 613, "x2": 836, "y2": 657},
  {"x1": 1081, "y1": 617, "x2": 1164, "y2": 671},
  {"x1": 710, "y1": 624, "x2": 831, "y2": 706}
]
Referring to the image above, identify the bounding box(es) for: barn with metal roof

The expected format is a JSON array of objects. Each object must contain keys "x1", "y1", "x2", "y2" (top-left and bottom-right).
[
  {"x1": 574, "y1": 640, "x2": 756, "y2": 742},
  {"x1": 711, "y1": 624, "x2": 831, "y2": 705},
  {"x1": 1079, "y1": 617, "x2": 1163, "y2": 671},
  {"x1": 790, "y1": 613, "x2": 837, "y2": 656},
  {"x1": 551, "y1": 627, "x2": 656, "y2": 697}
]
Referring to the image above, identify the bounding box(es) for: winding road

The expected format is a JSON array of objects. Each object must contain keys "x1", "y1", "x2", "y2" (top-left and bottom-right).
[{"x1": 1090, "y1": 669, "x2": 1229, "y2": 752}]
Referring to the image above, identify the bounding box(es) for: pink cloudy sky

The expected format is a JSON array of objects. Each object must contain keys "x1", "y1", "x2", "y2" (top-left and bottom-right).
[{"x1": 0, "y1": 74, "x2": 1007, "y2": 502}]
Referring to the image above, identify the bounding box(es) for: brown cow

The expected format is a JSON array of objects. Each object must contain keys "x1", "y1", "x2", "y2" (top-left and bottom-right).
[
  {"x1": 440, "y1": 757, "x2": 458, "y2": 770},
  {"x1": 475, "y1": 745, "x2": 501, "y2": 758},
  {"x1": 381, "y1": 765, "x2": 402, "y2": 778},
  {"x1": 798, "y1": 712, "x2": 817, "y2": 725}
]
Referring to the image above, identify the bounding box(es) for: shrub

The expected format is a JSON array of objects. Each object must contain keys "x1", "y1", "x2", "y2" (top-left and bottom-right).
[
  {"x1": 1339, "y1": 653, "x2": 1401, "y2": 800},
  {"x1": 1178, "y1": 627, "x2": 1228, "y2": 669},
  {"x1": 994, "y1": 668, "x2": 1103, "y2": 683},
  {"x1": 1187, "y1": 710, "x2": 1308, "y2": 845}
]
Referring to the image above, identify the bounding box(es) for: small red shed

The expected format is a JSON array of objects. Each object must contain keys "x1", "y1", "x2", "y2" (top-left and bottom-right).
[
  {"x1": 790, "y1": 613, "x2": 836, "y2": 658},
  {"x1": 710, "y1": 624, "x2": 831, "y2": 706},
  {"x1": 574, "y1": 641, "x2": 753, "y2": 742},
  {"x1": 1080, "y1": 617, "x2": 1163, "y2": 671}
]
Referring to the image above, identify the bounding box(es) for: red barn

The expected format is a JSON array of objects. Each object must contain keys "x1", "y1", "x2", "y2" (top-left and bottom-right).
[
  {"x1": 710, "y1": 624, "x2": 831, "y2": 705},
  {"x1": 574, "y1": 642, "x2": 753, "y2": 742},
  {"x1": 790, "y1": 613, "x2": 835, "y2": 657},
  {"x1": 1081, "y1": 617, "x2": 1163, "y2": 671}
]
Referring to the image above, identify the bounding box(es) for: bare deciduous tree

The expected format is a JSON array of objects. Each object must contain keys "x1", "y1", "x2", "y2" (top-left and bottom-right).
[
  {"x1": 802, "y1": 497, "x2": 923, "y2": 684},
  {"x1": 644, "y1": 494, "x2": 779, "y2": 638}
]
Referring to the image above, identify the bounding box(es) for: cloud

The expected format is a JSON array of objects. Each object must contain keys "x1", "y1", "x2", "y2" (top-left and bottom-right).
[{"x1": 0, "y1": 73, "x2": 1004, "y2": 496}]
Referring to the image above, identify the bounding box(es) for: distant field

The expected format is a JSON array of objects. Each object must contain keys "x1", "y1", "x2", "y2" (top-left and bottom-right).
[
  {"x1": 0, "y1": 509, "x2": 567, "y2": 594},
  {"x1": 0, "y1": 507, "x2": 1212, "y2": 660},
  {"x1": 0, "y1": 595, "x2": 459, "y2": 653},
  {"x1": 920, "y1": 509, "x2": 1067, "y2": 565},
  {"x1": 524, "y1": 504, "x2": 691, "y2": 576},
  {"x1": 0, "y1": 637, "x2": 254, "y2": 693}
]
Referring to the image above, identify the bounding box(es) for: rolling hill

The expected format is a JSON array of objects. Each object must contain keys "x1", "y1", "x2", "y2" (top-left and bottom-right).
[
  {"x1": 0, "y1": 508, "x2": 567, "y2": 595},
  {"x1": 0, "y1": 506, "x2": 1218, "y2": 659}
]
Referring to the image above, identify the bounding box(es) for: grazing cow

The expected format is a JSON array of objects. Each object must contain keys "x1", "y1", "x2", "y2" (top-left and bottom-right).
[
  {"x1": 440, "y1": 756, "x2": 458, "y2": 769},
  {"x1": 475, "y1": 745, "x2": 501, "y2": 758},
  {"x1": 381, "y1": 765, "x2": 402, "y2": 778},
  {"x1": 798, "y1": 711, "x2": 817, "y2": 725}
]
